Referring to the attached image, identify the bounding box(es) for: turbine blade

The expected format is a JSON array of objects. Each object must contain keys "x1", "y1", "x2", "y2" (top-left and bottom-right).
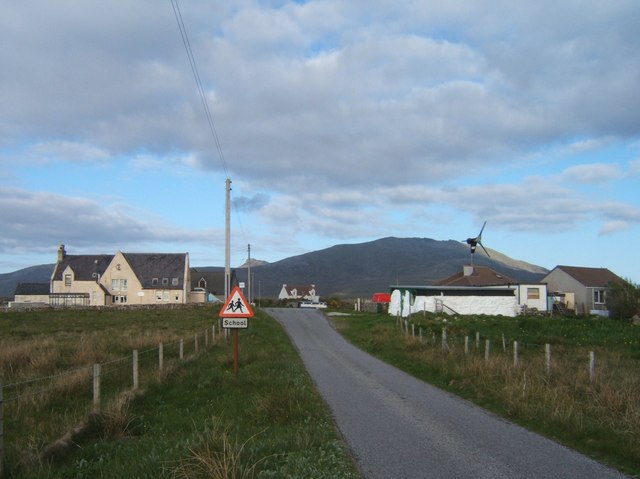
[{"x1": 479, "y1": 242, "x2": 490, "y2": 257}]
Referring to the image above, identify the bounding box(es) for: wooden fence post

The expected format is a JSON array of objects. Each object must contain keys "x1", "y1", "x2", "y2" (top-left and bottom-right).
[
  {"x1": 485, "y1": 339, "x2": 490, "y2": 362},
  {"x1": 476, "y1": 332, "x2": 480, "y2": 349},
  {"x1": 133, "y1": 350, "x2": 139, "y2": 390},
  {"x1": 412, "y1": 324, "x2": 415, "y2": 337},
  {"x1": 158, "y1": 342, "x2": 164, "y2": 379},
  {"x1": 212, "y1": 324, "x2": 216, "y2": 342},
  {"x1": 464, "y1": 336, "x2": 469, "y2": 354},
  {"x1": 432, "y1": 332, "x2": 436, "y2": 346},
  {"x1": 513, "y1": 341, "x2": 519, "y2": 368},
  {"x1": 589, "y1": 351, "x2": 596, "y2": 382},
  {"x1": 1, "y1": 378, "x2": 4, "y2": 478},
  {"x1": 442, "y1": 327, "x2": 449, "y2": 352},
  {"x1": 179, "y1": 339, "x2": 184, "y2": 360},
  {"x1": 195, "y1": 334, "x2": 199, "y2": 354},
  {"x1": 545, "y1": 344, "x2": 552, "y2": 375},
  {"x1": 205, "y1": 329, "x2": 209, "y2": 348},
  {"x1": 502, "y1": 334, "x2": 506, "y2": 352},
  {"x1": 93, "y1": 364, "x2": 101, "y2": 412}
]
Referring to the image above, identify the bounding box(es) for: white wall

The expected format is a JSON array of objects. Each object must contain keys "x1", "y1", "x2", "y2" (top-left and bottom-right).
[{"x1": 389, "y1": 289, "x2": 519, "y2": 317}]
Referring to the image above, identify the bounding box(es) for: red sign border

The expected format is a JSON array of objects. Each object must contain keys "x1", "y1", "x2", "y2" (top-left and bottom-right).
[{"x1": 219, "y1": 286, "x2": 254, "y2": 318}]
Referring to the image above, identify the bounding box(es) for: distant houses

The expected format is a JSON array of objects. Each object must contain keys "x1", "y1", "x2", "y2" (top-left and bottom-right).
[
  {"x1": 278, "y1": 284, "x2": 319, "y2": 302},
  {"x1": 389, "y1": 263, "x2": 622, "y2": 318}
]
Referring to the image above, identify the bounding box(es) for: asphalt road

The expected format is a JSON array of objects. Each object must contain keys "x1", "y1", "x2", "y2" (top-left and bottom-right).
[{"x1": 266, "y1": 308, "x2": 628, "y2": 479}]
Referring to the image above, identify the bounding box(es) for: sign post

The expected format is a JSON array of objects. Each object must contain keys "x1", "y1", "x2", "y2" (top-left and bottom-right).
[{"x1": 219, "y1": 286, "x2": 254, "y2": 376}]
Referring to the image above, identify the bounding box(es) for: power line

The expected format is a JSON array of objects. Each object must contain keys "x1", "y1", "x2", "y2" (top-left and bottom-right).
[{"x1": 170, "y1": 0, "x2": 229, "y2": 178}]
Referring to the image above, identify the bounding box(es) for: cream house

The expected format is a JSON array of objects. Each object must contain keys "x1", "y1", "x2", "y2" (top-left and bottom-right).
[{"x1": 51, "y1": 245, "x2": 190, "y2": 306}]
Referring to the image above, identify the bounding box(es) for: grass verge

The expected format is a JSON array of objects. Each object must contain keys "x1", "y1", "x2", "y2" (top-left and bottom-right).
[
  {"x1": 1, "y1": 307, "x2": 359, "y2": 478},
  {"x1": 332, "y1": 312, "x2": 640, "y2": 477}
]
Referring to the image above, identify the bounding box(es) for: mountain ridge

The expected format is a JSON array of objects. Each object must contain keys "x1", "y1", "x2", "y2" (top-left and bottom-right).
[{"x1": 0, "y1": 237, "x2": 548, "y2": 298}]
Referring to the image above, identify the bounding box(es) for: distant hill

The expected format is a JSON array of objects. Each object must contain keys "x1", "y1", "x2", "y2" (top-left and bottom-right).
[
  {"x1": 0, "y1": 264, "x2": 55, "y2": 297},
  {"x1": 0, "y1": 238, "x2": 548, "y2": 299},
  {"x1": 233, "y1": 237, "x2": 548, "y2": 298}
]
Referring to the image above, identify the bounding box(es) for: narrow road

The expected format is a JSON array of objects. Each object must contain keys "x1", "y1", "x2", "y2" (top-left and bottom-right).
[{"x1": 266, "y1": 308, "x2": 627, "y2": 479}]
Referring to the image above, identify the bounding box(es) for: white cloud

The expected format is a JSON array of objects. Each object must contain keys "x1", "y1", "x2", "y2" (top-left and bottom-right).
[
  {"x1": 0, "y1": 187, "x2": 218, "y2": 253},
  {"x1": 599, "y1": 221, "x2": 630, "y2": 236},
  {"x1": 560, "y1": 163, "x2": 625, "y2": 184}
]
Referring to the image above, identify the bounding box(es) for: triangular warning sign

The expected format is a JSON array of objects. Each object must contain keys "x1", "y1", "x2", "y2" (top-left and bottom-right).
[{"x1": 219, "y1": 286, "x2": 254, "y2": 318}]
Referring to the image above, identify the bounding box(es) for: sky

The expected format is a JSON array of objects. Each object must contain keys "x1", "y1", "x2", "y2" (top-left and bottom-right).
[{"x1": 1, "y1": 1, "x2": 639, "y2": 282}]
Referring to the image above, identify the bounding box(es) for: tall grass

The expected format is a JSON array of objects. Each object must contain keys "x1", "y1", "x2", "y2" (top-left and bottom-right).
[
  {"x1": 1, "y1": 307, "x2": 359, "y2": 478},
  {"x1": 335, "y1": 312, "x2": 640, "y2": 477}
]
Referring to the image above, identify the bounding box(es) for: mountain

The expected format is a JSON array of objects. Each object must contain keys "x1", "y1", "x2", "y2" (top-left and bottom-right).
[
  {"x1": 233, "y1": 237, "x2": 548, "y2": 298},
  {"x1": 0, "y1": 238, "x2": 549, "y2": 299},
  {"x1": 0, "y1": 264, "x2": 55, "y2": 297}
]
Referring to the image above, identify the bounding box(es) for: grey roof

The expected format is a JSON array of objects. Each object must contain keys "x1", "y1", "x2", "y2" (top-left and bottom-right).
[
  {"x1": 52, "y1": 255, "x2": 114, "y2": 281},
  {"x1": 190, "y1": 268, "x2": 238, "y2": 294},
  {"x1": 550, "y1": 266, "x2": 621, "y2": 288},
  {"x1": 14, "y1": 282, "x2": 50, "y2": 295},
  {"x1": 123, "y1": 253, "x2": 187, "y2": 289}
]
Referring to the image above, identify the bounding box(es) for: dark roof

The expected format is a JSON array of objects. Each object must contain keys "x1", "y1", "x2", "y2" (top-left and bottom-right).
[
  {"x1": 14, "y1": 282, "x2": 50, "y2": 295},
  {"x1": 190, "y1": 268, "x2": 239, "y2": 294},
  {"x1": 123, "y1": 253, "x2": 187, "y2": 289},
  {"x1": 283, "y1": 284, "x2": 317, "y2": 296},
  {"x1": 434, "y1": 266, "x2": 516, "y2": 287},
  {"x1": 554, "y1": 266, "x2": 621, "y2": 288},
  {"x1": 52, "y1": 255, "x2": 113, "y2": 281}
]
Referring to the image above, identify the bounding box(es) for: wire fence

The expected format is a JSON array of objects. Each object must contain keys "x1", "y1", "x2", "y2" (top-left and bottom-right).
[{"x1": 0, "y1": 322, "x2": 221, "y2": 475}]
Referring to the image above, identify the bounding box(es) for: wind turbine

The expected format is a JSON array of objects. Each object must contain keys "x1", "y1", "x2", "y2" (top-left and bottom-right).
[{"x1": 463, "y1": 221, "x2": 489, "y2": 267}]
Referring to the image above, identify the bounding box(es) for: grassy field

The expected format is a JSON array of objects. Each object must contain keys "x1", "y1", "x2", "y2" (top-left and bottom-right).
[
  {"x1": 332, "y1": 311, "x2": 640, "y2": 477},
  {"x1": 0, "y1": 307, "x2": 359, "y2": 478}
]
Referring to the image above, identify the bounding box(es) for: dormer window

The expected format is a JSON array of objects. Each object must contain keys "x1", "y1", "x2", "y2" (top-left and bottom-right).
[
  {"x1": 152, "y1": 278, "x2": 158, "y2": 286},
  {"x1": 64, "y1": 274, "x2": 72, "y2": 286},
  {"x1": 162, "y1": 278, "x2": 169, "y2": 285},
  {"x1": 172, "y1": 278, "x2": 179, "y2": 286}
]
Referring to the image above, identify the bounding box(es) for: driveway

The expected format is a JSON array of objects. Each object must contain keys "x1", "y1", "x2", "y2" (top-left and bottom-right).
[{"x1": 266, "y1": 308, "x2": 627, "y2": 479}]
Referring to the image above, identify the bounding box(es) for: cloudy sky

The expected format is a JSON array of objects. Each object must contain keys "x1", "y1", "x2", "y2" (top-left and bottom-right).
[{"x1": 2, "y1": 1, "x2": 639, "y2": 282}]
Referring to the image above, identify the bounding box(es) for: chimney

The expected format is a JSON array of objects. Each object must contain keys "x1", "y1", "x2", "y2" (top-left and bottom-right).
[
  {"x1": 463, "y1": 265, "x2": 474, "y2": 277},
  {"x1": 57, "y1": 244, "x2": 66, "y2": 262}
]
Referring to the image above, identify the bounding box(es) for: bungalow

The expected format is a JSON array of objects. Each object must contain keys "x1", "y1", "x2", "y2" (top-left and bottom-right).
[
  {"x1": 10, "y1": 283, "x2": 50, "y2": 308},
  {"x1": 389, "y1": 265, "x2": 548, "y2": 317},
  {"x1": 435, "y1": 265, "x2": 548, "y2": 313},
  {"x1": 189, "y1": 268, "x2": 238, "y2": 303},
  {"x1": 542, "y1": 265, "x2": 622, "y2": 316}
]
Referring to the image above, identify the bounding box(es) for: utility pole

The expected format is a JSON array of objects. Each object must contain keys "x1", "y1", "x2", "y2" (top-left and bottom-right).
[
  {"x1": 225, "y1": 178, "x2": 231, "y2": 300},
  {"x1": 247, "y1": 243, "x2": 252, "y2": 304}
]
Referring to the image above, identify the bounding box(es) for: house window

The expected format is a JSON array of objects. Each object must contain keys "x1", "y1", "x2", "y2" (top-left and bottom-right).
[
  {"x1": 120, "y1": 279, "x2": 128, "y2": 291},
  {"x1": 112, "y1": 279, "x2": 119, "y2": 291},
  {"x1": 162, "y1": 278, "x2": 169, "y2": 285},
  {"x1": 172, "y1": 277, "x2": 179, "y2": 286},
  {"x1": 152, "y1": 278, "x2": 158, "y2": 286},
  {"x1": 527, "y1": 288, "x2": 540, "y2": 300},
  {"x1": 112, "y1": 295, "x2": 127, "y2": 304},
  {"x1": 162, "y1": 291, "x2": 169, "y2": 301},
  {"x1": 64, "y1": 274, "x2": 72, "y2": 286},
  {"x1": 594, "y1": 290, "x2": 606, "y2": 304},
  {"x1": 175, "y1": 294, "x2": 179, "y2": 301},
  {"x1": 198, "y1": 278, "x2": 206, "y2": 289},
  {"x1": 155, "y1": 290, "x2": 162, "y2": 301}
]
